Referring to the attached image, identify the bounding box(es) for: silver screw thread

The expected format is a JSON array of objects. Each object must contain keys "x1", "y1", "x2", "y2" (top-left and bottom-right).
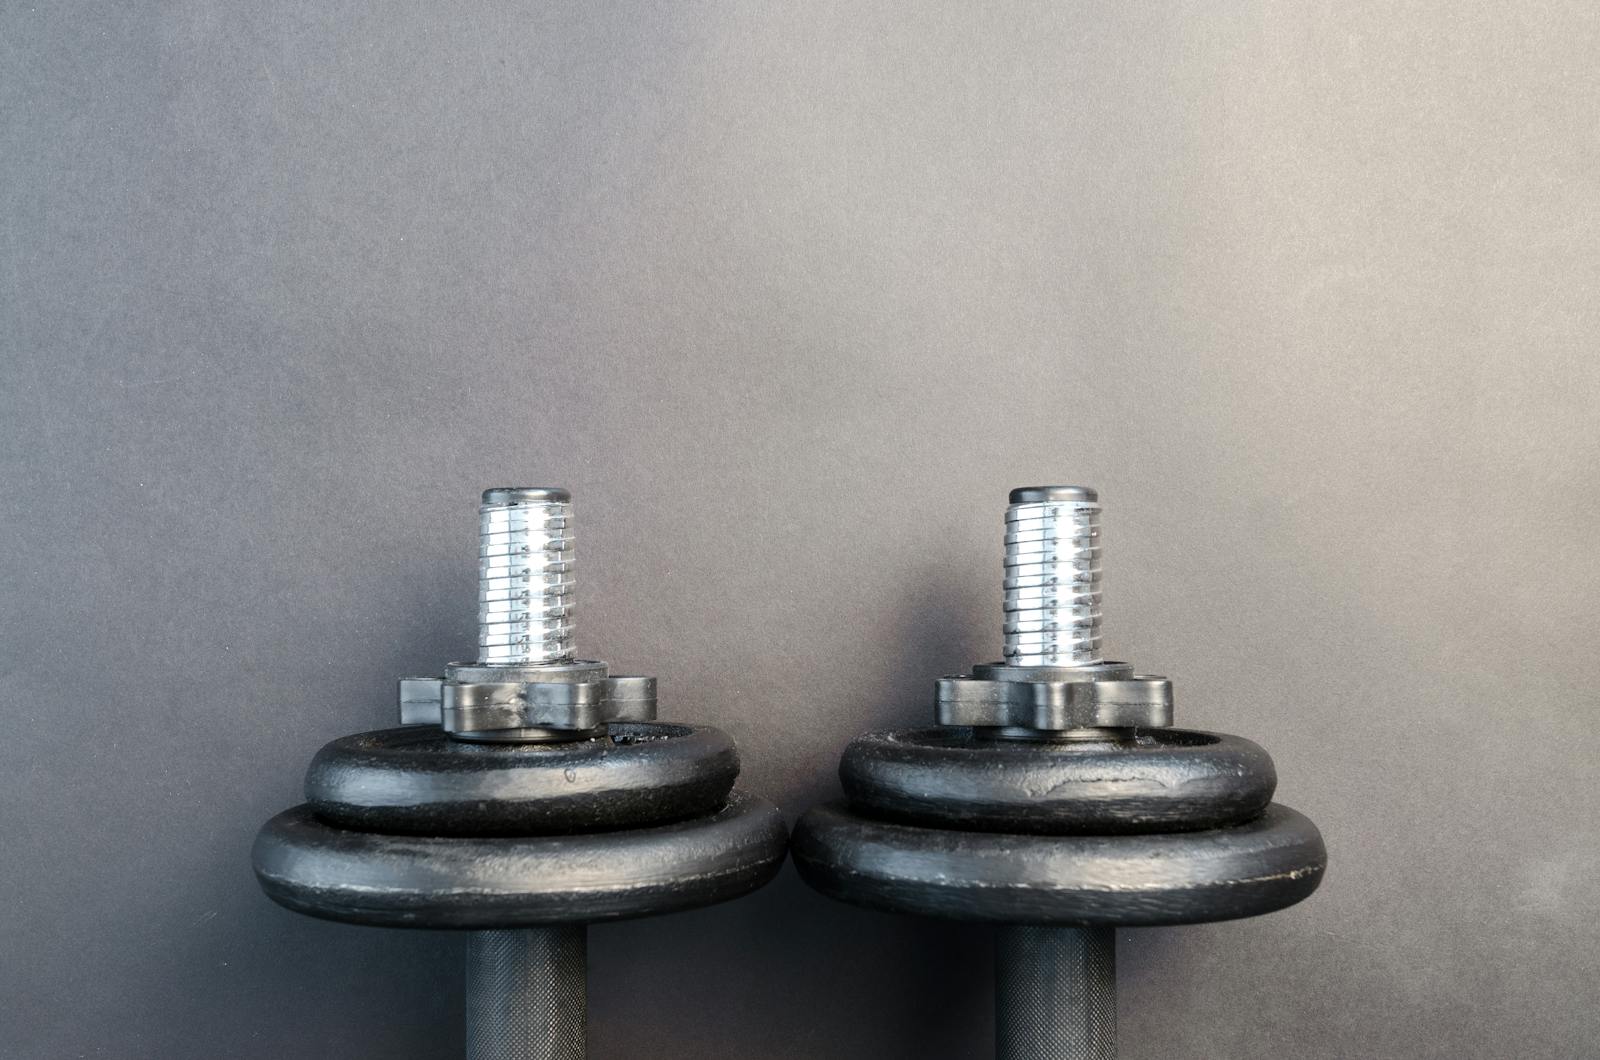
[
  {"x1": 1003, "y1": 486, "x2": 1103, "y2": 667},
  {"x1": 477, "y1": 488, "x2": 575, "y2": 666}
]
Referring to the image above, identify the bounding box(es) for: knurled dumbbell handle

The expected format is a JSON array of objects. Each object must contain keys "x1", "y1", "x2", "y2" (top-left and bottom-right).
[
  {"x1": 996, "y1": 925, "x2": 1117, "y2": 1060},
  {"x1": 466, "y1": 927, "x2": 587, "y2": 1060}
]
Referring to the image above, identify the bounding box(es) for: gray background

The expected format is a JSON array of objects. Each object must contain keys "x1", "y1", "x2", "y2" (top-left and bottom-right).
[{"x1": 3, "y1": 3, "x2": 1596, "y2": 1058}]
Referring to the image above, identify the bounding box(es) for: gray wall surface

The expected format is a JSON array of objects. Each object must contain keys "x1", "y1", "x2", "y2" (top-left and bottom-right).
[{"x1": 3, "y1": 3, "x2": 1596, "y2": 1058}]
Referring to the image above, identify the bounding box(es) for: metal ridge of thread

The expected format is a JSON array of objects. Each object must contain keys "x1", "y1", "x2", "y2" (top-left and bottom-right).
[
  {"x1": 478, "y1": 487, "x2": 575, "y2": 666},
  {"x1": 1003, "y1": 485, "x2": 1103, "y2": 667}
]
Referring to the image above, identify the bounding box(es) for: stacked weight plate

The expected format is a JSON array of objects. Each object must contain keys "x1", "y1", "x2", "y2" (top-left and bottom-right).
[
  {"x1": 253, "y1": 720, "x2": 788, "y2": 1059},
  {"x1": 792, "y1": 713, "x2": 1326, "y2": 1058}
]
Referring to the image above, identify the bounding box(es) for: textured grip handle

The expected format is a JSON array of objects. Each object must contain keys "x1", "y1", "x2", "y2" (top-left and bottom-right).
[
  {"x1": 995, "y1": 925, "x2": 1117, "y2": 1060},
  {"x1": 466, "y1": 927, "x2": 587, "y2": 1060}
]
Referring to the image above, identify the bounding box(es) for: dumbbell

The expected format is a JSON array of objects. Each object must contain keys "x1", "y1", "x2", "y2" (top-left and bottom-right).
[
  {"x1": 252, "y1": 488, "x2": 788, "y2": 1059},
  {"x1": 792, "y1": 486, "x2": 1326, "y2": 1059}
]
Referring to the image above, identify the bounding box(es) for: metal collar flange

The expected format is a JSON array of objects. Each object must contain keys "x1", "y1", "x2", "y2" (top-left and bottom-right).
[
  {"x1": 935, "y1": 664, "x2": 1172, "y2": 732},
  {"x1": 399, "y1": 662, "x2": 658, "y2": 742}
]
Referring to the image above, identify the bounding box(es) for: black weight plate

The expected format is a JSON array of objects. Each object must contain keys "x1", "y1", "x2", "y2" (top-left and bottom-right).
[
  {"x1": 791, "y1": 800, "x2": 1324, "y2": 926},
  {"x1": 254, "y1": 790, "x2": 789, "y2": 929},
  {"x1": 840, "y1": 727, "x2": 1275, "y2": 834},
  {"x1": 306, "y1": 722, "x2": 738, "y2": 836}
]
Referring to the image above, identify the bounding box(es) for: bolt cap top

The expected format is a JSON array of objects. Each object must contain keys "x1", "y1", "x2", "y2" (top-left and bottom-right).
[
  {"x1": 482, "y1": 487, "x2": 571, "y2": 506},
  {"x1": 1009, "y1": 485, "x2": 1098, "y2": 505}
]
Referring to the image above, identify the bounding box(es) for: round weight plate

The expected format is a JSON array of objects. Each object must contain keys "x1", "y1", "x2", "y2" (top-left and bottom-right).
[
  {"x1": 841, "y1": 727, "x2": 1275, "y2": 834},
  {"x1": 254, "y1": 790, "x2": 789, "y2": 928},
  {"x1": 306, "y1": 722, "x2": 738, "y2": 836},
  {"x1": 791, "y1": 800, "x2": 1324, "y2": 926}
]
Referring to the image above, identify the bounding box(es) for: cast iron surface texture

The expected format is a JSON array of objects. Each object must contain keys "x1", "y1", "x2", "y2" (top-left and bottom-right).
[
  {"x1": 254, "y1": 790, "x2": 789, "y2": 929},
  {"x1": 840, "y1": 727, "x2": 1275, "y2": 834},
  {"x1": 466, "y1": 928, "x2": 586, "y2": 1060},
  {"x1": 996, "y1": 926, "x2": 1116, "y2": 1060},
  {"x1": 790, "y1": 800, "x2": 1325, "y2": 925},
  {"x1": 307, "y1": 722, "x2": 738, "y2": 835}
]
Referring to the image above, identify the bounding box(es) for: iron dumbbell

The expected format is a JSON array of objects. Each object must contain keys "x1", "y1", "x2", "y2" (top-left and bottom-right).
[
  {"x1": 792, "y1": 486, "x2": 1326, "y2": 1059},
  {"x1": 252, "y1": 488, "x2": 789, "y2": 1059}
]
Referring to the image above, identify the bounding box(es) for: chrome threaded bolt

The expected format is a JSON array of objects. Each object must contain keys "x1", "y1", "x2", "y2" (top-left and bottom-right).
[
  {"x1": 477, "y1": 487, "x2": 575, "y2": 666},
  {"x1": 938, "y1": 484, "x2": 1168, "y2": 735},
  {"x1": 399, "y1": 487, "x2": 658, "y2": 741},
  {"x1": 1002, "y1": 486, "x2": 1103, "y2": 668}
]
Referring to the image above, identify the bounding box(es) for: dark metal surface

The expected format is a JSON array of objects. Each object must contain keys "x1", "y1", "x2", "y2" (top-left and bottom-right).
[
  {"x1": 840, "y1": 728, "x2": 1276, "y2": 834},
  {"x1": 466, "y1": 928, "x2": 587, "y2": 1060},
  {"x1": 306, "y1": 723, "x2": 738, "y2": 835},
  {"x1": 934, "y1": 673, "x2": 1172, "y2": 731},
  {"x1": 255, "y1": 790, "x2": 790, "y2": 928},
  {"x1": 440, "y1": 672, "x2": 658, "y2": 741},
  {"x1": 398, "y1": 661, "x2": 661, "y2": 741},
  {"x1": 790, "y1": 800, "x2": 1325, "y2": 925},
  {"x1": 996, "y1": 926, "x2": 1116, "y2": 1060}
]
